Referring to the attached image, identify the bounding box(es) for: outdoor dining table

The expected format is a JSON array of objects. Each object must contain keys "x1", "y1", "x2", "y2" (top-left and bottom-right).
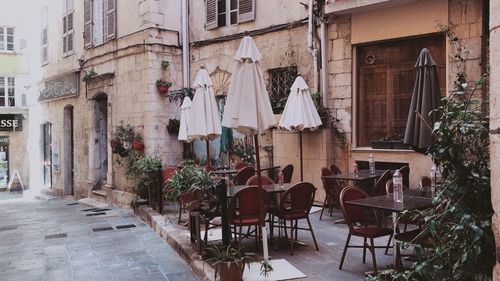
[
  {"x1": 212, "y1": 165, "x2": 281, "y2": 177},
  {"x1": 227, "y1": 183, "x2": 291, "y2": 197},
  {"x1": 346, "y1": 188, "x2": 433, "y2": 269}
]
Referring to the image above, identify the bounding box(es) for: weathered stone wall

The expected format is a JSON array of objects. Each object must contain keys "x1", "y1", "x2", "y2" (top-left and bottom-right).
[
  {"x1": 326, "y1": 0, "x2": 484, "y2": 187},
  {"x1": 489, "y1": 0, "x2": 500, "y2": 278}
]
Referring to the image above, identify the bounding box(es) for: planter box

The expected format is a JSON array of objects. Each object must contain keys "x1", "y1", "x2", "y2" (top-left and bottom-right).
[
  {"x1": 391, "y1": 141, "x2": 411, "y2": 150},
  {"x1": 371, "y1": 141, "x2": 393, "y2": 149}
]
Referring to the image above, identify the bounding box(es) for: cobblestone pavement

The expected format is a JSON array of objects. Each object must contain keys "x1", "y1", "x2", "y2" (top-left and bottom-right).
[{"x1": 0, "y1": 198, "x2": 199, "y2": 281}]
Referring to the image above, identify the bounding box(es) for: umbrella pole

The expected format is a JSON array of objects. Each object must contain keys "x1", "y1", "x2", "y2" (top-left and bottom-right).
[
  {"x1": 299, "y1": 131, "x2": 304, "y2": 181},
  {"x1": 254, "y1": 134, "x2": 269, "y2": 261},
  {"x1": 205, "y1": 140, "x2": 211, "y2": 170}
]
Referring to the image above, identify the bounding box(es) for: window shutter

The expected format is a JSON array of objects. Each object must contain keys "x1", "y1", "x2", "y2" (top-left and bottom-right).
[
  {"x1": 106, "y1": 0, "x2": 116, "y2": 40},
  {"x1": 84, "y1": 0, "x2": 93, "y2": 48},
  {"x1": 238, "y1": 0, "x2": 255, "y2": 23},
  {"x1": 205, "y1": 0, "x2": 217, "y2": 30},
  {"x1": 67, "y1": 12, "x2": 74, "y2": 52},
  {"x1": 63, "y1": 15, "x2": 68, "y2": 53}
]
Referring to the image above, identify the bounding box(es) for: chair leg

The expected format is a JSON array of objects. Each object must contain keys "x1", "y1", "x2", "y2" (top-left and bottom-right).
[
  {"x1": 232, "y1": 225, "x2": 237, "y2": 242},
  {"x1": 295, "y1": 220, "x2": 299, "y2": 240},
  {"x1": 306, "y1": 217, "x2": 319, "y2": 251},
  {"x1": 369, "y1": 238, "x2": 378, "y2": 274},
  {"x1": 290, "y1": 220, "x2": 295, "y2": 256},
  {"x1": 270, "y1": 214, "x2": 274, "y2": 239},
  {"x1": 255, "y1": 225, "x2": 259, "y2": 250},
  {"x1": 385, "y1": 234, "x2": 393, "y2": 255},
  {"x1": 339, "y1": 233, "x2": 351, "y2": 270},
  {"x1": 362, "y1": 237, "x2": 367, "y2": 263},
  {"x1": 204, "y1": 220, "x2": 209, "y2": 244},
  {"x1": 319, "y1": 197, "x2": 328, "y2": 220},
  {"x1": 238, "y1": 225, "x2": 243, "y2": 247}
]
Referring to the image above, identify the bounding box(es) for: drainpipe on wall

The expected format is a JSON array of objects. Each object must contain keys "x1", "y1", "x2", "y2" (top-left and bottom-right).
[
  {"x1": 182, "y1": 0, "x2": 189, "y2": 88},
  {"x1": 307, "y1": 0, "x2": 319, "y2": 91},
  {"x1": 320, "y1": 20, "x2": 328, "y2": 107}
]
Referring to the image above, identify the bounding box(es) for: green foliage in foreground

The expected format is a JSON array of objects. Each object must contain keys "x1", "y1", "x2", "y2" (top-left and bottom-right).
[{"x1": 367, "y1": 73, "x2": 494, "y2": 281}]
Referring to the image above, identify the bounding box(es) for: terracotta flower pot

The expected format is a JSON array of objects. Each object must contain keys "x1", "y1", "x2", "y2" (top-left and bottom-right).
[
  {"x1": 157, "y1": 84, "x2": 169, "y2": 94},
  {"x1": 133, "y1": 141, "x2": 145, "y2": 151},
  {"x1": 218, "y1": 263, "x2": 244, "y2": 281}
]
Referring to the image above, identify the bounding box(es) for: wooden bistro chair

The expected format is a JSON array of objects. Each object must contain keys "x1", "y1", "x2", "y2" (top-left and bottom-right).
[
  {"x1": 275, "y1": 164, "x2": 294, "y2": 183},
  {"x1": 419, "y1": 176, "x2": 432, "y2": 188},
  {"x1": 330, "y1": 164, "x2": 347, "y2": 188},
  {"x1": 246, "y1": 175, "x2": 275, "y2": 186},
  {"x1": 339, "y1": 186, "x2": 393, "y2": 274},
  {"x1": 235, "y1": 161, "x2": 249, "y2": 170},
  {"x1": 233, "y1": 166, "x2": 256, "y2": 186},
  {"x1": 272, "y1": 182, "x2": 319, "y2": 255},
  {"x1": 319, "y1": 167, "x2": 342, "y2": 220},
  {"x1": 398, "y1": 165, "x2": 410, "y2": 189},
  {"x1": 371, "y1": 170, "x2": 393, "y2": 197},
  {"x1": 228, "y1": 185, "x2": 267, "y2": 249}
]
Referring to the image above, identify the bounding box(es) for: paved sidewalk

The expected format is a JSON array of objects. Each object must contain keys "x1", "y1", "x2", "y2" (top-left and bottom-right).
[{"x1": 0, "y1": 198, "x2": 199, "y2": 281}]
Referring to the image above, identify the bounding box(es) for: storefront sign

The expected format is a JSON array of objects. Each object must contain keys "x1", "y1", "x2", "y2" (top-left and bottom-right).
[
  {"x1": 0, "y1": 136, "x2": 9, "y2": 144},
  {"x1": 38, "y1": 72, "x2": 79, "y2": 102},
  {"x1": 0, "y1": 114, "x2": 22, "y2": 131}
]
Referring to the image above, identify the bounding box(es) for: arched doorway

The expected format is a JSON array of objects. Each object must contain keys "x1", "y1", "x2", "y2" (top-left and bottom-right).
[
  {"x1": 93, "y1": 94, "x2": 108, "y2": 187},
  {"x1": 63, "y1": 105, "x2": 74, "y2": 195},
  {"x1": 42, "y1": 122, "x2": 52, "y2": 188}
]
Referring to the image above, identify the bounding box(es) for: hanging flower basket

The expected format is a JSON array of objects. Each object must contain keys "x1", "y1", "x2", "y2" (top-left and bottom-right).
[{"x1": 156, "y1": 79, "x2": 172, "y2": 94}]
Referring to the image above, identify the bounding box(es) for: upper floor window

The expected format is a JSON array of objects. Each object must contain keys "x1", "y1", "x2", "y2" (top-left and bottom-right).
[
  {"x1": 63, "y1": 0, "x2": 74, "y2": 56},
  {"x1": 41, "y1": 6, "x2": 49, "y2": 64},
  {"x1": 205, "y1": 0, "x2": 255, "y2": 30},
  {"x1": 356, "y1": 34, "x2": 446, "y2": 147},
  {"x1": 84, "y1": 0, "x2": 116, "y2": 48},
  {"x1": 0, "y1": 27, "x2": 15, "y2": 52},
  {"x1": 0, "y1": 77, "x2": 15, "y2": 107}
]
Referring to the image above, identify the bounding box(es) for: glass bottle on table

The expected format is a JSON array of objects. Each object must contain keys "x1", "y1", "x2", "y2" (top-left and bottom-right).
[
  {"x1": 353, "y1": 162, "x2": 358, "y2": 177},
  {"x1": 392, "y1": 169, "x2": 403, "y2": 203},
  {"x1": 368, "y1": 154, "x2": 375, "y2": 174}
]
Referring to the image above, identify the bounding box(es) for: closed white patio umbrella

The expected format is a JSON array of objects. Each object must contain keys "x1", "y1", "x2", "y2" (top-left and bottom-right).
[
  {"x1": 279, "y1": 75, "x2": 322, "y2": 181},
  {"x1": 188, "y1": 67, "x2": 221, "y2": 168},
  {"x1": 178, "y1": 96, "x2": 193, "y2": 143},
  {"x1": 222, "y1": 36, "x2": 276, "y2": 261}
]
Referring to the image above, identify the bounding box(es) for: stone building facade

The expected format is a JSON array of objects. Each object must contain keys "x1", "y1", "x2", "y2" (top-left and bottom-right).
[
  {"x1": 37, "y1": 0, "x2": 183, "y2": 204},
  {"x1": 0, "y1": 6, "x2": 40, "y2": 192},
  {"x1": 323, "y1": 0, "x2": 486, "y2": 196}
]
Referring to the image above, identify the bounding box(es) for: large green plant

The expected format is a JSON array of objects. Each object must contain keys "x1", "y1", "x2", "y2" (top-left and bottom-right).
[
  {"x1": 163, "y1": 164, "x2": 201, "y2": 201},
  {"x1": 368, "y1": 73, "x2": 493, "y2": 281}
]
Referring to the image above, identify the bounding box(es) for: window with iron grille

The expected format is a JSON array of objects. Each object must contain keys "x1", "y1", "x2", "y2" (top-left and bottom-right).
[{"x1": 267, "y1": 66, "x2": 297, "y2": 114}]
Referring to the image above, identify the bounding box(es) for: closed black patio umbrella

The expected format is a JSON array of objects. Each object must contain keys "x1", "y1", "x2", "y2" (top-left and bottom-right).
[{"x1": 404, "y1": 48, "x2": 441, "y2": 152}]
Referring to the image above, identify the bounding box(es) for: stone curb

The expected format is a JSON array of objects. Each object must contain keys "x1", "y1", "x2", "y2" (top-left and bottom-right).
[{"x1": 135, "y1": 205, "x2": 216, "y2": 281}]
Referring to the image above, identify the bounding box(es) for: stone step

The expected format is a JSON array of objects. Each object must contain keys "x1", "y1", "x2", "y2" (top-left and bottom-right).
[
  {"x1": 90, "y1": 189, "x2": 107, "y2": 204},
  {"x1": 78, "y1": 197, "x2": 109, "y2": 208}
]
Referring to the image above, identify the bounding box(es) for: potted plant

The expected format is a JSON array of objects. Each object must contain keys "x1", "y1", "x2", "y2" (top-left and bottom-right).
[
  {"x1": 167, "y1": 118, "x2": 180, "y2": 135},
  {"x1": 206, "y1": 245, "x2": 254, "y2": 281},
  {"x1": 157, "y1": 60, "x2": 173, "y2": 94},
  {"x1": 111, "y1": 121, "x2": 135, "y2": 157},
  {"x1": 163, "y1": 163, "x2": 200, "y2": 202},
  {"x1": 132, "y1": 133, "x2": 145, "y2": 151},
  {"x1": 156, "y1": 79, "x2": 173, "y2": 94}
]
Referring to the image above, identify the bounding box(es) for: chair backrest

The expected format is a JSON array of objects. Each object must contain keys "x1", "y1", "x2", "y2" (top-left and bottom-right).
[
  {"x1": 398, "y1": 165, "x2": 410, "y2": 189},
  {"x1": 235, "y1": 161, "x2": 249, "y2": 170},
  {"x1": 229, "y1": 185, "x2": 265, "y2": 221},
  {"x1": 233, "y1": 166, "x2": 256, "y2": 186},
  {"x1": 246, "y1": 175, "x2": 275, "y2": 186},
  {"x1": 371, "y1": 170, "x2": 393, "y2": 196},
  {"x1": 329, "y1": 164, "x2": 343, "y2": 175},
  {"x1": 279, "y1": 182, "x2": 316, "y2": 215},
  {"x1": 320, "y1": 167, "x2": 340, "y2": 196},
  {"x1": 419, "y1": 176, "x2": 432, "y2": 188},
  {"x1": 340, "y1": 186, "x2": 372, "y2": 232},
  {"x1": 385, "y1": 179, "x2": 393, "y2": 194},
  {"x1": 279, "y1": 164, "x2": 294, "y2": 183}
]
